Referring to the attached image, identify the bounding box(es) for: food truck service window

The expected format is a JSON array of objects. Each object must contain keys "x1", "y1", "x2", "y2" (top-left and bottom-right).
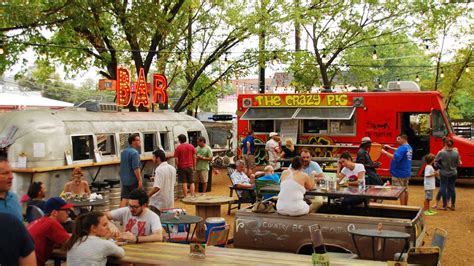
[
  {"x1": 250, "y1": 120, "x2": 275, "y2": 133},
  {"x1": 72, "y1": 135, "x2": 94, "y2": 161},
  {"x1": 144, "y1": 133, "x2": 157, "y2": 152},
  {"x1": 296, "y1": 107, "x2": 356, "y2": 135},
  {"x1": 160, "y1": 132, "x2": 170, "y2": 151},
  {"x1": 96, "y1": 134, "x2": 116, "y2": 156}
]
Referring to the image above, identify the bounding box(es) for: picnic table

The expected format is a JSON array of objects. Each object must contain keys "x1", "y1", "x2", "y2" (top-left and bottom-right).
[
  {"x1": 52, "y1": 242, "x2": 385, "y2": 265},
  {"x1": 260, "y1": 184, "x2": 406, "y2": 206}
]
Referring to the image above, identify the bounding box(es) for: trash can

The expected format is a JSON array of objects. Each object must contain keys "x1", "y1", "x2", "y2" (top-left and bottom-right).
[{"x1": 205, "y1": 217, "x2": 225, "y2": 242}]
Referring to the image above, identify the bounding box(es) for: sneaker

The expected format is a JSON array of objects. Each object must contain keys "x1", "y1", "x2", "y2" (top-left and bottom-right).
[
  {"x1": 424, "y1": 210, "x2": 436, "y2": 216},
  {"x1": 429, "y1": 210, "x2": 437, "y2": 215}
]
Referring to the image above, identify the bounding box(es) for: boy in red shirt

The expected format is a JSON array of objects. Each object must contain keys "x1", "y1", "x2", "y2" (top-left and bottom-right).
[
  {"x1": 27, "y1": 197, "x2": 73, "y2": 266},
  {"x1": 174, "y1": 134, "x2": 197, "y2": 197}
]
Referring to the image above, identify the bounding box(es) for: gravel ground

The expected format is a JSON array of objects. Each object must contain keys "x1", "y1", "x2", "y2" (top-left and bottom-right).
[{"x1": 174, "y1": 172, "x2": 474, "y2": 265}]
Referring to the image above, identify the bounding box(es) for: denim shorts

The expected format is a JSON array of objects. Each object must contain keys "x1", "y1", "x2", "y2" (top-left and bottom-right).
[{"x1": 425, "y1": 190, "x2": 433, "y2": 201}]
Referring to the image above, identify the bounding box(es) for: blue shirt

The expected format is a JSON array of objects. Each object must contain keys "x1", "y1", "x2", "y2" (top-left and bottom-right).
[
  {"x1": 258, "y1": 173, "x2": 281, "y2": 185},
  {"x1": 119, "y1": 146, "x2": 141, "y2": 186},
  {"x1": 242, "y1": 135, "x2": 255, "y2": 155},
  {"x1": 290, "y1": 161, "x2": 323, "y2": 176},
  {"x1": 0, "y1": 192, "x2": 23, "y2": 222},
  {"x1": 390, "y1": 143, "x2": 413, "y2": 178}
]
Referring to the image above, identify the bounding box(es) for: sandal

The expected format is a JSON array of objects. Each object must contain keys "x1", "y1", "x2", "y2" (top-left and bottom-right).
[
  {"x1": 437, "y1": 206, "x2": 447, "y2": 210},
  {"x1": 449, "y1": 206, "x2": 455, "y2": 211}
]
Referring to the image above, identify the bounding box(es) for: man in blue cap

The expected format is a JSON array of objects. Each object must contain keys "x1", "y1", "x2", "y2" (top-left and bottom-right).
[{"x1": 28, "y1": 197, "x2": 74, "y2": 266}]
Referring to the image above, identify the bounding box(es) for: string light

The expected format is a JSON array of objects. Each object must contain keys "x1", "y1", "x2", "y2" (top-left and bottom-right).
[
  {"x1": 272, "y1": 52, "x2": 278, "y2": 65},
  {"x1": 415, "y1": 75, "x2": 420, "y2": 82},
  {"x1": 440, "y1": 69, "x2": 445, "y2": 78},
  {"x1": 466, "y1": 66, "x2": 470, "y2": 73},
  {"x1": 224, "y1": 52, "x2": 228, "y2": 62},
  {"x1": 0, "y1": 47, "x2": 3, "y2": 55},
  {"x1": 372, "y1": 45, "x2": 378, "y2": 60},
  {"x1": 396, "y1": 77, "x2": 401, "y2": 85}
]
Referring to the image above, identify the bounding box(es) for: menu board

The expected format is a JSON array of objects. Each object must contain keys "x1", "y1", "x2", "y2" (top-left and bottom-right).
[{"x1": 279, "y1": 120, "x2": 298, "y2": 142}]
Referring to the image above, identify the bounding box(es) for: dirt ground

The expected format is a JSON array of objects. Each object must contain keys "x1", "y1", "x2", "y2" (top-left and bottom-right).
[{"x1": 175, "y1": 171, "x2": 474, "y2": 265}]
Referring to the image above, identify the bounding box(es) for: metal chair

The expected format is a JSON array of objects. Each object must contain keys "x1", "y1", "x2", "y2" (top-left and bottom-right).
[
  {"x1": 255, "y1": 179, "x2": 278, "y2": 201},
  {"x1": 206, "y1": 224, "x2": 230, "y2": 247},
  {"x1": 431, "y1": 228, "x2": 447, "y2": 258},
  {"x1": 406, "y1": 247, "x2": 440, "y2": 266},
  {"x1": 26, "y1": 205, "x2": 45, "y2": 223}
]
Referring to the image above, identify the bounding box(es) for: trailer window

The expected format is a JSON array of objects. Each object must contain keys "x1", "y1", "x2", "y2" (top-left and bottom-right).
[
  {"x1": 144, "y1": 133, "x2": 157, "y2": 152},
  {"x1": 160, "y1": 132, "x2": 170, "y2": 151},
  {"x1": 119, "y1": 133, "x2": 139, "y2": 151},
  {"x1": 96, "y1": 134, "x2": 116, "y2": 156},
  {"x1": 72, "y1": 135, "x2": 94, "y2": 161},
  {"x1": 432, "y1": 110, "x2": 448, "y2": 138},
  {"x1": 187, "y1": 131, "x2": 201, "y2": 147},
  {"x1": 250, "y1": 120, "x2": 274, "y2": 133},
  {"x1": 302, "y1": 120, "x2": 328, "y2": 134}
]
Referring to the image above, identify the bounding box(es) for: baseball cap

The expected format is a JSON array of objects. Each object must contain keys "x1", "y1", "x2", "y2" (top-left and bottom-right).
[
  {"x1": 269, "y1": 132, "x2": 279, "y2": 137},
  {"x1": 361, "y1": 137, "x2": 372, "y2": 144},
  {"x1": 44, "y1": 197, "x2": 74, "y2": 214}
]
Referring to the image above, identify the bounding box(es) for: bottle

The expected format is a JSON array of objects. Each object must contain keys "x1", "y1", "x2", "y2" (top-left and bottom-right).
[{"x1": 310, "y1": 225, "x2": 327, "y2": 254}]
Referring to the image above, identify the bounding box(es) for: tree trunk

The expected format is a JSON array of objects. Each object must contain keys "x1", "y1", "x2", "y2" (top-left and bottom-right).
[
  {"x1": 294, "y1": 0, "x2": 301, "y2": 51},
  {"x1": 258, "y1": 0, "x2": 267, "y2": 94}
]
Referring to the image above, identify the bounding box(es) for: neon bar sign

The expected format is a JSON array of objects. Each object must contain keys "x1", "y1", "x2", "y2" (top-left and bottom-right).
[{"x1": 115, "y1": 66, "x2": 168, "y2": 108}]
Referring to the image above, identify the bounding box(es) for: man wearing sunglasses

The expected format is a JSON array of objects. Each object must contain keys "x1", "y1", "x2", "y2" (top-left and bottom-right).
[
  {"x1": 27, "y1": 197, "x2": 74, "y2": 266},
  {"x1": 107, "y1": 189, "x2": 163, "y2": 243}
]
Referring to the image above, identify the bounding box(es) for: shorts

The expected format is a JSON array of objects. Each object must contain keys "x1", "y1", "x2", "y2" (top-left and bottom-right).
[
  {"x1": 425, "y1": 190, "x2": 433, "y2": 201},
  {"x1": 178, "y1": 167, "x2": 194, "y2": 183},
  {"x1": 196, "y1": 170, "x2": 209, "y2": 183},
  {"x1": 244, "y1": 154, "x2": 256, "y2": 169},
  {"x1": 121, "y1": 184, "x2": 138, "y2": 199},
  {"x1": 392, "y1": 177, "x2": 410, "y2": 188}
]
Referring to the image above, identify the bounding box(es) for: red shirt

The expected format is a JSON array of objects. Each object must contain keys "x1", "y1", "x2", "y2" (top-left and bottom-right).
[
  {"x1": 27, "y1": 217, "x2": 70, "y2": 266},
  {"x1": 174, "y1": 143, "x2": 196, "y2": 168}
]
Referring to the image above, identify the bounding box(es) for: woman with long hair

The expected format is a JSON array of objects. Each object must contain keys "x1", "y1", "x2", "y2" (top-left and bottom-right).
[{"x1": 66, "y1": 212, "x2": 124, "y2": 265}]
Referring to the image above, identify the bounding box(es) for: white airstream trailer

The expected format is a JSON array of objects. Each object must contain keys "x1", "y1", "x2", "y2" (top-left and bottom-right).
[{"x1": 0, "y1": 105, "x2": 208, "y2": 197}]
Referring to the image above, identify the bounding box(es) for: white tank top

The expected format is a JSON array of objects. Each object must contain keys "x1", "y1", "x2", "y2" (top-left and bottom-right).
[{"x1": 276, "y1": 171, "x2": 310, "y2": 216}]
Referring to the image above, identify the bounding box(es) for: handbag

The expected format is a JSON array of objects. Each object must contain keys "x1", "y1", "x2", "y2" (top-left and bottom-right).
[{"x1": 252, "y1": 200, "x2": 276, "y2": 213}]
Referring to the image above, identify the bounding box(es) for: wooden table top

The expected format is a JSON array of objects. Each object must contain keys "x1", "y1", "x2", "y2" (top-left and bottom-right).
[
  {"x1": 53, "y1": 242, "x2": 384, "y2": 265},
  {"x1": 181, "y1": 195, "x2": 234, "y2": 206}
]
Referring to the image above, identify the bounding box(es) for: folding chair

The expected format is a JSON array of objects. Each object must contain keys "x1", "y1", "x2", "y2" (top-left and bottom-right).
[
  {"x1": 206, "y1": 224, "x2": 230, "y2": 247},
  {"x1": 431, "y1": 228, "x2": 447, "y2": 258},
  {"x1": 406, "y1": 247, "x2": 440, "y2": 266},
  {"x1": 255, "y1": 179, "x2": 278, "y2": 201}
]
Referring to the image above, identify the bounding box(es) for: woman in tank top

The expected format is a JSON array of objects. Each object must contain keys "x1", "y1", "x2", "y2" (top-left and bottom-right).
[{"x1": 276, "y1": 156, "x2": 317, "y2": 216}]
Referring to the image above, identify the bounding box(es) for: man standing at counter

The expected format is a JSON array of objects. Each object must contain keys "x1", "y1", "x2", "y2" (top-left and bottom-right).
[
  {"x1": 382, "y1": 134, "x2": 412, "y2": 205},
  {"x1": 119, "y1": 133, "x2": 143, "y2": 208}
]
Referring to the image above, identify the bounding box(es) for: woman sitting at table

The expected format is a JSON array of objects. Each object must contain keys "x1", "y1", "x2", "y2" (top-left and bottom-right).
[
  {"x1": 64, "y1": 167, "x2": 91, "y2": 196},
  {"x1": 276, "y1": 156, "x2": 320, "y2": 216},
  {"x1": 66, "y1": 211, "x2": 124, "y2": 265},
  {"x1": 336, "y1": 152, "x2": 366, "y2": 207}
]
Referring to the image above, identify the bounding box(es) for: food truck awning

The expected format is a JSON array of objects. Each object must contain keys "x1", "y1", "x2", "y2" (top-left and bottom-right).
[
  {"x1": 241, "y1": 107, "x2": 356, "y2": 120},
  {"x1": 240, "y1": 107, "x2": 299, "y2": 120},
  {"x1": 294, "y1": 107, "x2": 356, "y2": 120}
]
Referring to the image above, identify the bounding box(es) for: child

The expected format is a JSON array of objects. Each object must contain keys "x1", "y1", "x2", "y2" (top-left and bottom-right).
[
  {"x1": 423, "y1": 154, "x2": 438, "y2": 216},
  {"x1": 66, "y1": 212, "x2": 124, "y2": 266}
]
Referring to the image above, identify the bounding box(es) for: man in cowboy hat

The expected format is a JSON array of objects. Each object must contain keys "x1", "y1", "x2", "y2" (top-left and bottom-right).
[{"x1": 356, "y1": 137, "x2": 383, "y2": 185}]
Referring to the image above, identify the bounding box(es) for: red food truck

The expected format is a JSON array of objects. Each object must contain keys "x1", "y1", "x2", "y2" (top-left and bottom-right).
[{"x1": 236, "y1": 91, "x2": 474, "y2": 178}]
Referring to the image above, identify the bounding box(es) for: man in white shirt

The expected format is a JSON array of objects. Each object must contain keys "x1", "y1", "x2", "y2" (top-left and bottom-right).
[
  {"x1": 148, "y1": 149, "x2": 176, "y2": 210},
  {"x1": 265, "y1": 132, "x2": 281, "y2": 170},
  {"x1": 230, "y1": 160, "x2": 256, "y2": 203},
  {"x1": 106, "y1": 189, "x2": 163, "y2": 243}
]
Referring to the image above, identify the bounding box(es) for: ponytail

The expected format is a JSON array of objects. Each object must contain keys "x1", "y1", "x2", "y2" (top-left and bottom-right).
[{"x1": 65, "y1": 211, "x2": 104, "y2": 251}]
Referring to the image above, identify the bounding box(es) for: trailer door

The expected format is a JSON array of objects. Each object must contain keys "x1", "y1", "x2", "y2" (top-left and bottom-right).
[{"x1": 430, "y1": 109, "x2": 447, "y2": 154}]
